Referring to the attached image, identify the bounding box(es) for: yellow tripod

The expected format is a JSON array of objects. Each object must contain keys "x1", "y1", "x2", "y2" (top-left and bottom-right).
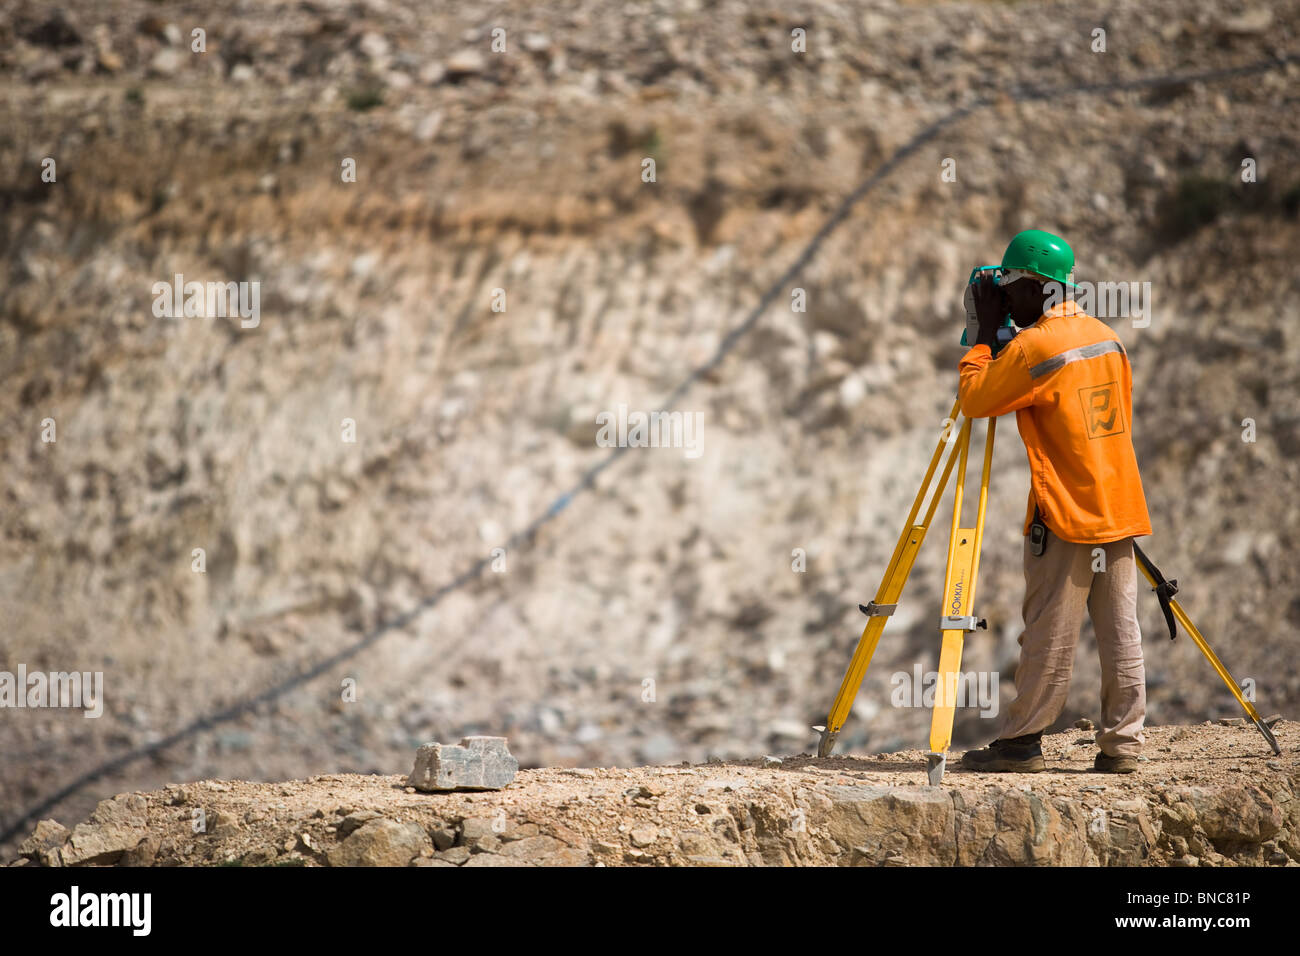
[
  {"x1": 813, "y1": 397, "x2": 994, "y2": 783},
  {"x1": 814, "y1": 397, "x2": 1281, "y2": 783}
]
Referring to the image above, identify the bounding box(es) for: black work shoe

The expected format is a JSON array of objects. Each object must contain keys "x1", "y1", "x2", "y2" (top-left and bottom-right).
[
  {"x1": 1094, "y1": 751, "x2": 1138, "y2": 773},
  {"x1": 960, "y1": 733, "x2": 1046, "y2": 772}
]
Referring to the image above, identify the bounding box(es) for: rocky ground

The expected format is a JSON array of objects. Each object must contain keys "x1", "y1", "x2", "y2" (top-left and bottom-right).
[
  {"x1": 10, "y1": 723, "x2": 1298, "y2": 866},
  {"x1": 2, "y1": 0, "x2": 1299, "y2": 859}
]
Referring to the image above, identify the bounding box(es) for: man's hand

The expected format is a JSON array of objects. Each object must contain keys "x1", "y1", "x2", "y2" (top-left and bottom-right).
[{"x1": 970, "y1": 277, "x2": 1006, "y2": 348}]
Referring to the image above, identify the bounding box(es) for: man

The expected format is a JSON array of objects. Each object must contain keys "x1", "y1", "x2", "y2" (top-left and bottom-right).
[{"x1": 957, "y1": 230, "x2": 1152, "y2": 774}]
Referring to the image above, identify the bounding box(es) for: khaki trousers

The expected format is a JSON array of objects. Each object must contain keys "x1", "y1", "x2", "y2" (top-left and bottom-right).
[{"x1": 996, "y1": 529, "x2": 1146, "y2": 756}]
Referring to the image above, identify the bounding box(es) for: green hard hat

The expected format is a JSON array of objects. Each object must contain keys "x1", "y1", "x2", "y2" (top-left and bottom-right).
[{"x1": 1000, "y1": 229, "x2": 1075, "y2": 288}]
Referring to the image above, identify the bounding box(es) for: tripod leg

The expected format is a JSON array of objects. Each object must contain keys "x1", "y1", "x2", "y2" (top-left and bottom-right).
[
  {"x1": 1172, "y1": 607, "x2": 1281, "y2": 755},
  {"x1": 928, "y1": 418, "x2": 996, "y2": 783},
  {"x1": 816, "y1": 399, "x2": 963, "y2": 757},
  {"x1": 1134, "y1": 554, "x2": 1282, "y2": 756}
]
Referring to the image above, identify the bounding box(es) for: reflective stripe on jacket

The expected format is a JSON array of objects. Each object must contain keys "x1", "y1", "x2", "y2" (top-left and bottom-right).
[{"x1": 958, "y1": 301, "x2": 1152, "y2": 544}]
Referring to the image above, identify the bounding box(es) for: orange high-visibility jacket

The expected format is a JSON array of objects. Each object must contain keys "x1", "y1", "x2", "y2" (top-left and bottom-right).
[{"x1": 959, "y1": 301, "x2": 1152, "y2": 544}]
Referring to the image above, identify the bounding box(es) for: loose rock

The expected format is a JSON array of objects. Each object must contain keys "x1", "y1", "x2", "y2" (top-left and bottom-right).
[
  {"x1": 326, "y1": 818, "x2": 430, "y2": 867},
  {"x1": 407, "y1": 737, "x2": 518, "y2": 792}
]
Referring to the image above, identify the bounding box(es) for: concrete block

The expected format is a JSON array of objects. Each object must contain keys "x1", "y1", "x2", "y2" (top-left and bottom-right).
[{"x1": 406, "y1": 736, "x2": 518, "y2": 792}]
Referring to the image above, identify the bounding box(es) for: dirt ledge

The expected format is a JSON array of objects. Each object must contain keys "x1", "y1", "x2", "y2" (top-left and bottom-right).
[{"x1": 11, "y1": 723, "x2": 1297, "y2": 867}]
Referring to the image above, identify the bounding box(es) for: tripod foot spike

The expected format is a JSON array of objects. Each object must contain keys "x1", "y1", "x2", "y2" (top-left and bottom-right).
[
  {"x1": 926, "y1": 752, "x2": 946, "y2": 785},
  {"x1": 813, "y1": 725, "x2": 837, "y2": 758},
  {"x1": 1254, "y1": 717, "x2": 1282, "y2": 756}
]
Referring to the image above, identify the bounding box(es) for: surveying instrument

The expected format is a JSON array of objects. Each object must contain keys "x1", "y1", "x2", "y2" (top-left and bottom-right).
[{"x1": 813, "y1": 272, "x2": 1281, "y2": 784}]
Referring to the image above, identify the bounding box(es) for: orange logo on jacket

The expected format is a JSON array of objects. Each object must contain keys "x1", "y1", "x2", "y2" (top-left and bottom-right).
[{"x1": 1078, "y1": 382, "x2": 1124, "y2": 438}]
